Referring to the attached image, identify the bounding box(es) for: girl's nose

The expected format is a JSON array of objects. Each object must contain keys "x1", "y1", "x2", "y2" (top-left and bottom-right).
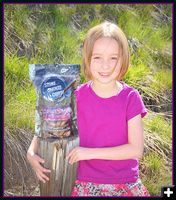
[{"x1": 101, "y1": 59, "x2": 110, "y2": 70}]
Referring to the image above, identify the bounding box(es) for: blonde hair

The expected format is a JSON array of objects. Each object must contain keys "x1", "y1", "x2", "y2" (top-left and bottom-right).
[{"x1": 82, "y1": 21, "x2": 130, "y2": 80}]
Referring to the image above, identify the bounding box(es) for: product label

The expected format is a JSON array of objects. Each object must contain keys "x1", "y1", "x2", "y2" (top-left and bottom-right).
[
  {"x1": 29, "y1": 64, "x2": 80, "y2": 138},
  {"x1": 42, "y1": 107, "x2": 72, "y2": 120},
  {"x1": 41, "y1": 76, "x2": 65, "y2": 101}
]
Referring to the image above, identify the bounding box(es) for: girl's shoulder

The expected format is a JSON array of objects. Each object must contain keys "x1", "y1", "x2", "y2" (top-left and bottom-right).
[
  {"x1": 122, "y1": 82, "x2": 145, "y2": 107},
  {"x1": 75, "y1": 82, "x2": 90, "y2": 92},
  {"x1": 120, "y1": 81, "x2": 143, "y2": 101},
  {"x1": 121, "y1": 81, "x2": 138, "y2": 94},
  {"x1": 74, "y1": 81, "x2": 91, "y2": 97}
]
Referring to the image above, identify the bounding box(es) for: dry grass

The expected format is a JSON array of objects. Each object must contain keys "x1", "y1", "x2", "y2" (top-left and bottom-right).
[{"x1": 4, "y1": 127, "x2": 38, "y2": 196}]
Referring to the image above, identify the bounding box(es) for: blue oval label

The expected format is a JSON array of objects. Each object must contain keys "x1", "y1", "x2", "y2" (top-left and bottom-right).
[{"x1": 41, "y1": 76, "x2": 66, "y2": 101}]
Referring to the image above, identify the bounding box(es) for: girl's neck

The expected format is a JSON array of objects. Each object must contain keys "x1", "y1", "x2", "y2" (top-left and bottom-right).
[{"x1": 91, "y1": 80, "x2": 122, "y2": 98}]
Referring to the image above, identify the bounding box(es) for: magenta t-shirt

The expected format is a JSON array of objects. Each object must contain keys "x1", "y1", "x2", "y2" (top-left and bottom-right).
[{"x1": 74, "y1": 81, "x2": 147, "y2": 184}]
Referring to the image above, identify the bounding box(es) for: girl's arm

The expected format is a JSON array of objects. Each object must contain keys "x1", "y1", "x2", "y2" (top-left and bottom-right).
[
  {"x1": 27, "y1": 135, "x2": 39, "y2": 156},
  {"x1": 27, "y1": 135, "x2": 51, "y2": 183},
  {"x1": 66, "y1": 114, "x2": 144, "y2": 164}
]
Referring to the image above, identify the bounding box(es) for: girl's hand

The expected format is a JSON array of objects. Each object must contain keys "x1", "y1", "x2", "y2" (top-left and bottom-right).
[
  {"x1": 66, "y1": 147, "x2": 93, "y2": 165},
  {"x1": 27, "y1": 152, "x2": 51, "y2": 183}
]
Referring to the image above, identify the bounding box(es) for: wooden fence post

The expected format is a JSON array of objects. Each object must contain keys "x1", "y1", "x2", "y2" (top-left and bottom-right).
[{"x1": 38, "y1": 135, "x2": 79, "y2": 196}]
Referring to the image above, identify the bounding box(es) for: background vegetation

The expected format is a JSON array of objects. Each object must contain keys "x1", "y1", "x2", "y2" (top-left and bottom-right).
[{"x1": 4, "y1": 4, "x2": 172, "y2": 196}]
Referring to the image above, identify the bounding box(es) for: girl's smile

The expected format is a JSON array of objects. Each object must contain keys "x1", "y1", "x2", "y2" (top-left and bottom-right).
[
  {"x1": 90, "y1": 37, "x2": 122, "y2": 85},
  {"x1": 98, "y1": 72, "x2": 111, "y2": 78}
]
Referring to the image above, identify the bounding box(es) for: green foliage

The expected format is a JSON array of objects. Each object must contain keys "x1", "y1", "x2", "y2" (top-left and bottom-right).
[
  {"x1": 150, "y1": 69, "x2": 172, "y2": 91},
  {"x1": 141, "y1": 152, "x2": 172, "y2": 196},
  {"x1": 5, "y1": 96, "x2": 35, "y2": 130},
  {"x1": 124, "y1": 55, "x2": 150, "y2": 84},
  {"x1": 5, "y1": 53, "x2": 36, "y2": 129},
  {"x1": 144, "y1": 114, "x2": 172, "y2": 141},
  {"x1": 4, "y1": 4, "x2": 172, "y2": 196},
  {"x1": 5, "y1": 54, "x2": 29, "y2": 80},
  {"x1": 143, "y1": 152, "x2": 162, "y2": 174}
]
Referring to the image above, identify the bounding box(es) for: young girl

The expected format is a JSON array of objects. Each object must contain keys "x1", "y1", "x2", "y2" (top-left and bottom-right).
[
  {"x1": 27, "y1": 21, "x2": 150, "y2": 196},
  {"x1": 66, "y1": 21, "x2": 150, "y2": 196}
]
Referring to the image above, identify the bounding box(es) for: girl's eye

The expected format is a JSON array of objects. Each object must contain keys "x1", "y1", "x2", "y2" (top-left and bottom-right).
[
  {"x1": 93, "y1": 57, "x2": 100, "y2": 59},
  {"x1": 111, "y1": 57, "x2": 118, "y2": 60}
]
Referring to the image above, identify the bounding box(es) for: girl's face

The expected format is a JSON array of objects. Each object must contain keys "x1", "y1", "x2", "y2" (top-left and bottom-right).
[{"x1": 90, "y1": 37, "x2": 122, "y2": 84}]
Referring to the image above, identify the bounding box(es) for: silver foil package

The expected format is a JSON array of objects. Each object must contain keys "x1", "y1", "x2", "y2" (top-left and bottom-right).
[{"x1": 29, "y1": 64, "x2": 80, "y2": 138}]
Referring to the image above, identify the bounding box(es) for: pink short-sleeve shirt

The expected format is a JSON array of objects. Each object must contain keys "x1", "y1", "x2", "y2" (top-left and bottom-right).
[{"x1": 74, "y1": 81, "x2": 147, "y2": 184}]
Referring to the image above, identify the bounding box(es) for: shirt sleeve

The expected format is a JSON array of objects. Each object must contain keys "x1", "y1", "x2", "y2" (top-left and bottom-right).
[
  {"x1": 74, "y1": 86, "x2": 80, "y2": 102},
  {"x1": 126, "y1": 89, "x2": 147, "y2": 121},
  {"x1": 74, "y1": 83, "x2": 85, "y2": 101}
]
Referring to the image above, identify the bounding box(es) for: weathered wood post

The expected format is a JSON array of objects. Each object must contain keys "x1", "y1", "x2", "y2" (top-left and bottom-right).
[
  {"x1": 29, "y1": 64, "x2": 80, "y2": 196},
  {"x1": 38, "y1": 136, "x2": 79, "y2": 196}
]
